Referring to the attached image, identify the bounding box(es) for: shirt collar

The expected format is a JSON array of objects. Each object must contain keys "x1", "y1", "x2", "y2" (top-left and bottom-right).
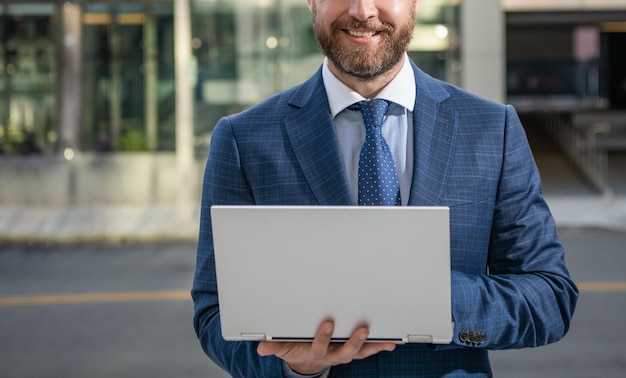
[{"x1": 322, "y1": 53, "x2": 416, "y2": 118}]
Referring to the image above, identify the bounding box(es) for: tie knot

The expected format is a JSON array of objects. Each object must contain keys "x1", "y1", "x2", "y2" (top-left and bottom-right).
[{"x1": 351, "y1": 99, "x2": 390, "y2": 130}]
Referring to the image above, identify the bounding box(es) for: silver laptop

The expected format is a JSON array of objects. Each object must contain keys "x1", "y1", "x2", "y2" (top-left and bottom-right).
[{"x1": 211, "y1": 205, "x2": 452, "y2": 344}]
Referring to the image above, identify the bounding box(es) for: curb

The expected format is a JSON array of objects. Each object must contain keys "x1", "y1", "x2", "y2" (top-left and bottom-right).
[
  {"x1": 1, "y1": 197, "x2": 625, "y2": 243},
  {"x1": 0, "y1": 206, "x2": 198, "y2": 243}
]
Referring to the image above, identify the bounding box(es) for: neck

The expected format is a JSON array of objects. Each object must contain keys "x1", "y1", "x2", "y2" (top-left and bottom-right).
[{"x1": 327, "y1": 57, "x2": 405, "y2": 99}]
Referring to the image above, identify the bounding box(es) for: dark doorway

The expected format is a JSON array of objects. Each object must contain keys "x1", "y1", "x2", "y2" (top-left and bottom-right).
[{"x1": 603, "y1": 32, "x2": 626, "y2": 109}]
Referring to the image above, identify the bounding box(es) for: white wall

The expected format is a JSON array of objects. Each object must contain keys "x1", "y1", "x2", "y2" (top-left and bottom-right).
[
  {"x1": 0, "y1": 153, "x2": 204, "y2": 206},
  {"x1": 461, "y1": 0, "x2": 505, "y2": 103}
]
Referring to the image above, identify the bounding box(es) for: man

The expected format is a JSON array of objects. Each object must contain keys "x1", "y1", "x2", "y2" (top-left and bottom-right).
[{"x1": 192, "y1": 0, "x2": 578, "y2": 376}]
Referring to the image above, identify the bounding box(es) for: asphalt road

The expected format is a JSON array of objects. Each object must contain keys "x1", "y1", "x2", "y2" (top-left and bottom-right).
[{"x1": 1, "y1": 229, "x2": 625, "y2": 378}]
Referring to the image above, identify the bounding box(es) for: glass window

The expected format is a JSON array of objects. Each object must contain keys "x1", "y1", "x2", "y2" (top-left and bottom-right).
[
  {"x1": 191, "y1": 0, "x2": 319, "y2": 156},
  {"x1": 0, "y1": 2, "x2": 57, "y2": 156},
  {"x1": 190, "y1": 0, "x2": 460, "y2": 157},
  {"x1": 1, "y1": 0, "x2": 460, "y2": 156},
  {"x1": 81, "y1": 1, "x2": 174, "y2": 152},
  {"x1": 410, "y1": 0, "x2": 460, "y2": 86}
]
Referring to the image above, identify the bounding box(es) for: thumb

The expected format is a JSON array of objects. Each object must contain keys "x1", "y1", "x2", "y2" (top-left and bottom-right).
[{"x1": 257, "y1": 341, "x2": 283, "y2": 356}]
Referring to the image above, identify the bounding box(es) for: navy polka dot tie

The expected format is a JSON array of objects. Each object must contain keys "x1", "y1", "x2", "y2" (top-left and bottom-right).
[{"x1": 351, "y1": 99, "x2": 401, "y2": 206}]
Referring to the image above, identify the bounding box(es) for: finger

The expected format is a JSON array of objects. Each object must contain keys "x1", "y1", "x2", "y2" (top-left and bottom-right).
[
  {"x1": 257, "y1": 341, "x2": 285, "y2": 356},
  {"x1": 354, "y1": 342, "x2": 397, "y2": 360},
  {"x1": 331, "y1": 327, "x2": 369, "y2": 364},
  {"x1": 310, "y1": 321, "x2": 334, "y2": 358}
]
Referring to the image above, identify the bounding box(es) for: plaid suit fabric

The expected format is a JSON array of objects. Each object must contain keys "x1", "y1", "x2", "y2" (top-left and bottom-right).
[{"x1": 192, "y1": 60, "x2": 578, "y2": 377}]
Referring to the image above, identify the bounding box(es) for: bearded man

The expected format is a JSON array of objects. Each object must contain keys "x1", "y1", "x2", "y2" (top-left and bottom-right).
[{"x1": 192, "y1": 1, "x2": 578, "y2": 377}]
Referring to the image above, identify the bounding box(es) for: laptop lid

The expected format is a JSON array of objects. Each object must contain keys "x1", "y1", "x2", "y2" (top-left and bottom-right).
[{"x1": 211, "y1": 205, "x2": 452, "y2": 344}]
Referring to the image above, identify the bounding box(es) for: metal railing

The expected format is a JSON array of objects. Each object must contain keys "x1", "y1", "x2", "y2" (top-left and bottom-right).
[{"x1": 541, "y1": 110, "x2": 626, "y2": 196}]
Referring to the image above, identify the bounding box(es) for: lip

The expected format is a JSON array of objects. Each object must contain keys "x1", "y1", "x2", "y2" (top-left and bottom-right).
[
  {"x1": 346, "y1": 29, "x2": 379, "y2": 38},
  {"x1": 343, "y1": 28, "x2": 382, "y2": 44}
]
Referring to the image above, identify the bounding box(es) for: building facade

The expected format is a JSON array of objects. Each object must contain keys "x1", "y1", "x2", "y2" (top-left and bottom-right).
[{"x1": 0, "y1": 0, "x2": 624, "y2": 207}]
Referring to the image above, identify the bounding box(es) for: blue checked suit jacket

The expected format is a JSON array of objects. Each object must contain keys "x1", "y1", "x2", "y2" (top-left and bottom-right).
[{"x1": 192, "y1": 60, "x2": 578, "y2": 377}]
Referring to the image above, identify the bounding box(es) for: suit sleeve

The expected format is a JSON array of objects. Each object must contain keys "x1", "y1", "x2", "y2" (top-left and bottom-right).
[
  {"x1": 191, "y1": 117, "x2": 284, "y2": 377},
  {"x1": 447, "y1": 105, "x2": 578, "y2": 350}
]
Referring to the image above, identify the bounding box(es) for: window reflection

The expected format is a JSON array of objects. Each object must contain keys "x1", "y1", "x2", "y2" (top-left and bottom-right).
[
  {"x1": 190, "y1": 0, "x2": 460, "y2": 157},
  {"x1": 82, "y1": 2, "x2": 175, "y2": 152},
  {"x1": 0, "y1": 3, "x2": 57, "y2": 156},
  {"x1": 0, "y1": 0, "x2": 459, "y2": 156}
]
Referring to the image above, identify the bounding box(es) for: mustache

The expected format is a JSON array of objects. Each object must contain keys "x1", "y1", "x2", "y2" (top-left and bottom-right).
[{"x1": 338, "y1": 19, "x2": 394, "y2": 32}]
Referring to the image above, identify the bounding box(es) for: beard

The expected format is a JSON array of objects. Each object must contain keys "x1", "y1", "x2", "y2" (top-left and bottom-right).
[{"x1": 312, "y1": 9, "x2": 415, "y2": 79}]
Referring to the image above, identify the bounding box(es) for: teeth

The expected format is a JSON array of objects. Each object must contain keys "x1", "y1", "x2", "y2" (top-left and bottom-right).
[{"x1": 348, "y1": 30, "x2": 376, "y2": 37}]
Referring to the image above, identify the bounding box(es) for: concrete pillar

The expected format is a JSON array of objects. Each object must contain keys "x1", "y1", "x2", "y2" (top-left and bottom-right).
[
  {"x1": 57, "y1": 1, "x2": 82, "y2": 155},
  {"x1": 174, "y1": 0, "x2": 195, "y2": 222},
  {"x1": 461, "y1": 0, "x2": 505, "y2": 103}
]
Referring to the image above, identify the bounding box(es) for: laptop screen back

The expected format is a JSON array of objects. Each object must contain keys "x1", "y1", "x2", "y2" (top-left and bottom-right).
[{"x1": 211, "y1": 205, "x2": 452, "y2": 344}]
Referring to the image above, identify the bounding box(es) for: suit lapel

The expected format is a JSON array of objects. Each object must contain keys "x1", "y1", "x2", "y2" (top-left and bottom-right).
[
  {"x1": 408, "y1": 64, "x2": 457, "y2": 206},
  {"x1": 282, "y1": 63, "x2": 456, "y2": 207},
  {"x1": 284, "y1": 69, "x2": 354, "y2": 205}
]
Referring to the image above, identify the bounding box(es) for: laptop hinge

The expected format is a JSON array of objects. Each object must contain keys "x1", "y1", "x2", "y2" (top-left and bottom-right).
[
  {"x1": 241, "y1": 333, "x2": 267, "y2": 341},
  {"x1": 408, "y1": 335, "x2": 433, "y2": 343}
]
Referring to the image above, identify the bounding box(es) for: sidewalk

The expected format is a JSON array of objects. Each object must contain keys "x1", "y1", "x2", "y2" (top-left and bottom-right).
[
  {"x1": 1, "y1": 195, "x2": 625, "y2": 243},
  {"x1": 0, "y1": 205, "x2": 199, "y2": 243},
  {"x1": 544, "y1": 195, "x2": 626, "y2": 232}
]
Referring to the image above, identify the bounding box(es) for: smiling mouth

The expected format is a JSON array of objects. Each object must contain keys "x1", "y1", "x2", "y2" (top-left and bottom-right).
[{"x1": 347, "y1": 29, "x2": 379, "y2": 38}]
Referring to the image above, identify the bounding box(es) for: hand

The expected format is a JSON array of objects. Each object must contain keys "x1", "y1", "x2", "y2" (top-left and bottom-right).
[{"x1": 256, "y1": 321, "x2": 397, "y2": 375}]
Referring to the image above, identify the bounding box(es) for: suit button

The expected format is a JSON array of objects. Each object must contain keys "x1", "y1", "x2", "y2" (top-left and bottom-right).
[
  {"x1": 469, "y1": 331, "x2": 479, "y2": 343},
  {"x1": 459, "y1": 330, "x2": 486, "y2": 345},
  {"x1": 459, "y1": 330, "x2": 470, "y2": 343}
]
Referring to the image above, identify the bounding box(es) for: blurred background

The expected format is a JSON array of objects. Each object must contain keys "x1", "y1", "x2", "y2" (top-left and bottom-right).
[
  {"x1": 0, "y1": 0, "x2": 624, "y2": 230},
  {"x1": 0, "y1": 0, "x2": 625, "y2": 377}
]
